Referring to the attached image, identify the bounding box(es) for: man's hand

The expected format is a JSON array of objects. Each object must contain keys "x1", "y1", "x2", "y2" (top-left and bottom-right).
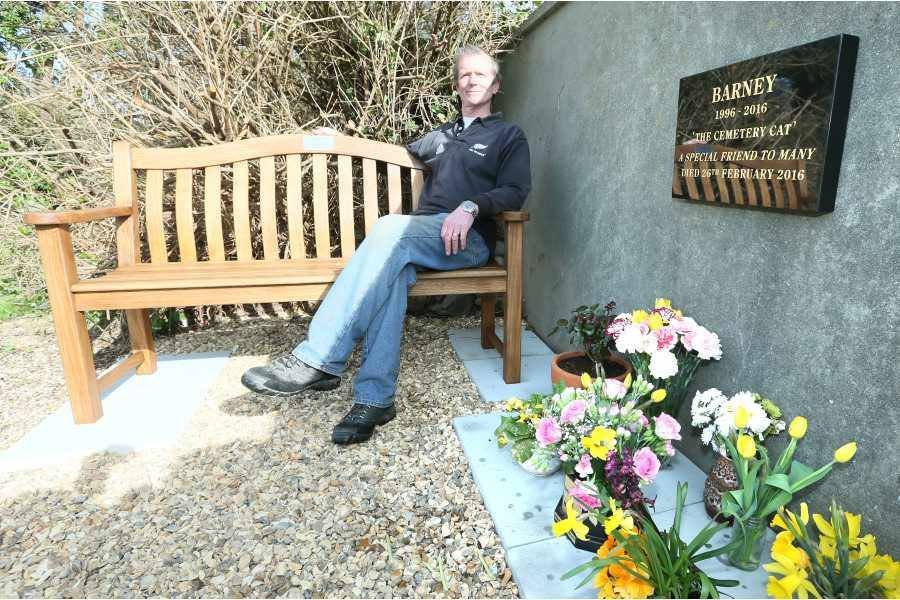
[{"x1": 441, "y1": 205, "x2": 476, "y2": 256}]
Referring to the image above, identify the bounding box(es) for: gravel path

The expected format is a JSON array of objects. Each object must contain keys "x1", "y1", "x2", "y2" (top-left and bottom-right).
[{"x1": 0, "y1": 314, "x2": 519, "y2": 598}]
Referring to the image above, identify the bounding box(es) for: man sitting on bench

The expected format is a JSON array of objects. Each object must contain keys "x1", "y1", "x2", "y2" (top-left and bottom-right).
[{"x1": 241, "y1": 45, "x2": 531, "y2": 445}]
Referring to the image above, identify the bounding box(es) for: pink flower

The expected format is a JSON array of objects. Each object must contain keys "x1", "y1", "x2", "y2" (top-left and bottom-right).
[
  {"x1": 654, "y1": 413, "x2": 682, "y2": 441},
  {"x1": 653, "y1": 326, "x2": 677, "y2": 352},
  {"x1": 535, "y1": 417, "x2": 562, "y2": 447},
  {"x1": 638, "y1": 413, "x2": 649, "y2": 427},
  {"x1": 665, "y1": 440, "x2": 676, "y2": 456},
  {"x1": 632, "y1": 447, "x2": 661, "y2": 482},
  {"x1": 615, "y1": 324, "x2": 648, "y2": 354},
  {"x1": 605, "y1": 315, "x2": 631, "y2": 339},
  {"x1": 687, "y1": 327, "x2": 722, "y2": 360},
  {"x1": 575, "y1": 454, "x2": 594, "y2": 477},
  {"x1": 569, "y1": 483, "x2": 601, "y2": 509},
  {"x1": 672, "y1": 316, "x2": 699, "y2": 336},
  {"x1": 560, "y1": 399, "x2": 587, "y2": 424},
  {"x1": 602, "y1": 378, "x2": 627, "y2": 400}
]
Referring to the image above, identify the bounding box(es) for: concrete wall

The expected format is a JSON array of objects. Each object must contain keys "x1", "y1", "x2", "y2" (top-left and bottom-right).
[{"x1": 498, "y1": 2, "x2": 899, "y2": 553}]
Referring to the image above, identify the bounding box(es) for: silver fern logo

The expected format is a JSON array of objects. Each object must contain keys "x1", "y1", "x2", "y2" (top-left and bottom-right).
[{"x1": 468, "y1": 143, "x2": 488, "y2": 157}]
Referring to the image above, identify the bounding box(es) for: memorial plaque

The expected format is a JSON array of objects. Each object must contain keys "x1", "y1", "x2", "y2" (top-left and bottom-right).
[{"x1": 673, "y1": 35, "x2": 858, "y2": 214}]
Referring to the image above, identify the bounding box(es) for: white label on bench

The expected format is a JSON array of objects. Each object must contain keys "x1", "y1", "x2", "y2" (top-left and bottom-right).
[{"x1": 302, "y1": 135, "x2": 335, "y2": 151}]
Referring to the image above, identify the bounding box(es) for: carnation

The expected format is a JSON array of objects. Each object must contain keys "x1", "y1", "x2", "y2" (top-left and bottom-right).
[
  {"x1": 615, "y1": 323, "x2": 648, "y2": 354},
  {"x1": 648, "y1": 350, "x2": 679, "y2": 379},
  {"x1": 653, "y1": 326, "x2": 677, "y2": 352},
  {"x1": 560, "y1": 399, "x2": 587, "y2": 425},
  {"x1": 671, "y1": 315, "x2": 699, "y2": 336},
  {"x1": 690, "y1": 327, "x2": 723, "y2": 360}
]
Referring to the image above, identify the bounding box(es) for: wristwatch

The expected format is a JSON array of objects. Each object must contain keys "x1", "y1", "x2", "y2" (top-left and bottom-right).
[{"x1": 461, "y1": 200, "x2": 479, "y2": 217}]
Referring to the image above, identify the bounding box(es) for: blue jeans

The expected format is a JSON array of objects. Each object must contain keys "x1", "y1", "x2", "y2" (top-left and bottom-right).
[{"x1": 292, "y1": 213, "x2": 491, "y2": 408}]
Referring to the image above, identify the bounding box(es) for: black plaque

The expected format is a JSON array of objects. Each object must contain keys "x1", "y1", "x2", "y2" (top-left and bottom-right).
[{"x1": 673, "y1": 35, "x2": 858, "y2": 214}]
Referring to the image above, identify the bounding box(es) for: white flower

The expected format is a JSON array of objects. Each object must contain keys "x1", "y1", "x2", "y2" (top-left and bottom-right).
[
  {"x1": 700, "y1": 426, "x2": 714, "y2": 446},
  {"x1": 691, "y1": 388, "x2": 727, "y2": 425},
  {"x1": 720, "y1": 392, "x2": 771, "y2": 435},
  {"x1": 648, "y1": 350, "x2": 679, "y2": 379},
  {"x1": 615, "y1": 323, "x2": 648, "y2": 354},
  {"x1": 685, "y1": 326, "x2": 723, "y2": 360}
]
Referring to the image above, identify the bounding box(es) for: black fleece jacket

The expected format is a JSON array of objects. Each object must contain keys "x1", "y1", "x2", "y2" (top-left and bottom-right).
[{"x1": 406, "y1": 112, "x2": 531, "y2": 255}]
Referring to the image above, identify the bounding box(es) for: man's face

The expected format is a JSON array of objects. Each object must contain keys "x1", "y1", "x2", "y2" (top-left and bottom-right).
[{"x1": 456, "y1": 53, "x2": 500, "y2": 110}]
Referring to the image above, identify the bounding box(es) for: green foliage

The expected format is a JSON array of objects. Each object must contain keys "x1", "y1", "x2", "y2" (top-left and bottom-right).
[
  {"x1": 563, "y1": 483, "x2": 741, "y2": 598},
  {"x1": 550, "y1": 300, "x2": 618, "y2": 366},
  {"x1": 0, "y1": 277, "x2": 47, "y2": 320}
]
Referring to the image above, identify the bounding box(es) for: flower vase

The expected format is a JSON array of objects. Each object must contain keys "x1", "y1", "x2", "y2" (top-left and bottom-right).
[
  {"x1": 719, "y1": 517, "x2": 769, "y2": 571},
  {"x1": 518, "y1": 447, "x2": 561, "y2": 476},
  {"x1": 554, "y1": 475, "x2": 608, "y2": 553},
  {"x1": 703, "y1": 455, "x2": 738, "y2": 523}
]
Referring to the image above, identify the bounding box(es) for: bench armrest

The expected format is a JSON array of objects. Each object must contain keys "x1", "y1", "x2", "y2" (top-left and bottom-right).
[
  {"x1": 24, "y1": 206, "x2": 134, "y2": 226},
  {"x1": 495, "y1": 211, "x2": 530, "y2": 223}
]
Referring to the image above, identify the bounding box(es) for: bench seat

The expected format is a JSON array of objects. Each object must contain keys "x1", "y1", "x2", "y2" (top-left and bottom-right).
[{"x1": 70, "y1": 261, "x2": 509, "y2": 310}]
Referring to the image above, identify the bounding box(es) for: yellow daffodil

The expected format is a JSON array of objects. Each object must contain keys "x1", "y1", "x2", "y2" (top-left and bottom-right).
[
  {"x1": 650, "y1": 389, "x2": 666, "y2": 403},
  {"x1": 552, "y1": 497, "x2": 589, "y2": 540},
  {"x1": 772, "y1": 503, "x2": 809, "y2": 532},
  {"x1": 654, "y1": 298, "x2": 672, "y2": 309},
  {"x1": 734, "y1": 405, "x2": 750, "y2": 429},
  {"x1": 647, "y1": 312, "x2": 664, "y2": 331},
  {"x1": 736, "y1": 434, "x2": 757, "y2": 458},
  {"x1": 834, "y1": 442, "x2": 857, "y2": 463},
  {"x1": 766, "y1": 531, "x2": 811, "y2": 574},
  {"x1": 765, "y1": 573, "x2": 821, "y2": 599},
  {"x1": 788, "y1": 416, "x2": 808, "y2": 439},
  {"x1": 581, "y1": 372, "x2": 593, "y2": 389},
  {"x1": 603, "y1": 499, "x2": 636, "y2": 536},
  {"x1": 504, "y1": 397, "x2": 524, "y2": 411},
  {"x1": 631, "y1": 309, "x2": 649, "y2": 324},
  {"x1": 582, "y1": 427, "x2": 617, "y2": 460}
]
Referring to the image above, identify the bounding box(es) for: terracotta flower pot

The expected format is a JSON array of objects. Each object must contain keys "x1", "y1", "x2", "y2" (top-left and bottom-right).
[{"x1": 550, "y1": 351, "x2": 632, "y2": 389}]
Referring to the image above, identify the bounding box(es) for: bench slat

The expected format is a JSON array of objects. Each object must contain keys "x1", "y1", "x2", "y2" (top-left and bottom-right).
[
  {"x1": 312, "y1": 154, "x2": 330, "y2": 258},
  {"x1": 713, "y1": 161, "x2": 730, "y2": 204},
  {"x1": 145, "y1": 169, "x2": 167, "y2": 263},
  {"x1": 337, "y1": 155, "x2": 355, "y2": 259},
  {"x1": 175, "y1": 169, "x2": 197, "y2": 262},
  {"x1": 362, "y1": 158, "x2": 378, "y2": 234},
  {"x1": 260, "y1": 156, "x2": 279, "y2": 260},
  {"x1": 204, "y1": 166, "x2": 225, "y2": 261},
  {"x1": 411, "y1": 169, "x2": 423, "y2": 211},
  {"x1": 683, "y1": 160, "x2": 700, "y2": 200},
  {"x1": 72, "y1": 261, "x2": 507, "y2": 292},
  {"x1": 285, "y1": 155, "x2": 306, "y2": 259},
  {"x1": 772, "y1": 179, "x2": 785, "y2": 209},
  {"x1": 233, "y1": 160, "x2": 252, "y2": 260},
  {"x1": 387, "y1": 164, "x2": 402, "y2": 214}
]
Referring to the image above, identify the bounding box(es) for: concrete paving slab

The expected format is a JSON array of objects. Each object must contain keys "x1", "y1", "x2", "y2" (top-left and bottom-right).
[
  {"x1": 453, "y1": 413, "x2": 563, "y2": 548},
  {"x1": 0, "y1": 352, "x2": 230, "y2": 474},
  {"x1": 461, "y1": 354, "x2": 556, "y2": 402},
  {"x1": 449, "y1": 326, "x2": 555, "y2": 361},
  {"x1": 643, "y1": 451, "x2": 708, "y2": 512}
]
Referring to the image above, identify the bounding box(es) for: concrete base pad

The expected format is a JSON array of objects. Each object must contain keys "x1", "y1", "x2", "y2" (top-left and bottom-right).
[{"x1": 0, "y1": 352, "x2": 230, "y2": 474}]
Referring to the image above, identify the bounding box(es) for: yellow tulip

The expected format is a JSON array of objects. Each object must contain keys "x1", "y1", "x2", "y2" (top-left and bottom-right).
[
  {"x1": 632, "y1": 309, "x2": 649, "y2": 324},
  {"x1": 647, "y1": 313, "x2": 664, "y2": 331},
  {"x1": 834, "y1": 442, "x2": 857, "y2": 463},
  {"x1": 654, "y1": 298, "x2": 672, "y2": 309},
  {"x1": 581, "y1": 372, "x2": 593, "y2": 389},
  {"x1": 650, "y1": 389, "x2": 667, "y2": 403},
  {"x1": 788, "y1": 416, "x2": 808, "y2": 439},
  {"x1": 736, "y1": 434, "x2": 757, "y2": 459},
  {"x1": 623, "y1": 372, "x2": 632, "y2": 391},
  {"x1": 734, "y1": 405, "x2": 750, "y2": 429}
]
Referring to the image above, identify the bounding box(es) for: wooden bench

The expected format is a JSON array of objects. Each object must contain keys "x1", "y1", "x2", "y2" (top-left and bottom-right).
[{"x1": 24, "y1": 134, "x2": 529, "y2": 424}]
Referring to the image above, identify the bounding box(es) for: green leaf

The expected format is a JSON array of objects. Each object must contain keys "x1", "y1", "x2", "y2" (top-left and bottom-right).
[{"x1": 764, "y1": 473, "x2": 792, "y2": 492}]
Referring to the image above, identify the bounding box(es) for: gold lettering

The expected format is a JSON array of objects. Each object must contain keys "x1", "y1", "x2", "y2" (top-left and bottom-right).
[{"x1": 711, "y1": 73, "x2": 778, "y2": 103}]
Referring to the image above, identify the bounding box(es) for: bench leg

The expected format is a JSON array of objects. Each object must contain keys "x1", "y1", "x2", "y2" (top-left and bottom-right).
[
  {"x1": 502, "y1": 292, "x2": 523, "y2": 384},
  {"x1": 125, "y1": 309, "x2": 157, "y2": 374},
  {"x1": 480, "y1": 293, "x2": 496, "y2": 349},
  {"x1": 36, "y1": 226, "x2": 102, "y2": 424}
]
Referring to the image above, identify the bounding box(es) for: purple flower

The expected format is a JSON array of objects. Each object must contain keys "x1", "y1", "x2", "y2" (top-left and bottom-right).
[
  {"x1": 654, "y1": 413, "x2": 682, "y2": 441},
  {"x1": 535, "y1": 417, "x2": 562, "y2": 447},
  {"x1": 575, "y1": 454, "x2": 593, "y2": 477},
  {"x1": 560, "y1": 399, "x2": 587, "y2": 424},
  {"x1": 632, "y1": 447, "x2": 661, "y2": 482}
]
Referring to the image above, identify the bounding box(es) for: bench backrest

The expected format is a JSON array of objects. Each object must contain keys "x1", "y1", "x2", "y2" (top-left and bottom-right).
[
  {"x1": 113, "y1": 134, "x2": 426, "y2": 265},
  {"x1": 672, "y1": 143, "x2": 810, "y2": 210}
]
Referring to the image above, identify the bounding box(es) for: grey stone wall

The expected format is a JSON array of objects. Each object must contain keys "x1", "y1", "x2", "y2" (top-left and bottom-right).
[{"x1": 498, "y1": 1, "x2": 899, "y2": 553}]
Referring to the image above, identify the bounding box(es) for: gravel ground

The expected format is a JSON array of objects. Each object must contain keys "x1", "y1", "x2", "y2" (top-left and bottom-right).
[{"x1": 0, "y1": 313, "x2": 519, "y2": 598}]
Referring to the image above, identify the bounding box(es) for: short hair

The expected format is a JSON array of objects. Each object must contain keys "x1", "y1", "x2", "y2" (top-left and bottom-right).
[{"x1": 453, "y1": 45, "x2": 501, "y2": 85}]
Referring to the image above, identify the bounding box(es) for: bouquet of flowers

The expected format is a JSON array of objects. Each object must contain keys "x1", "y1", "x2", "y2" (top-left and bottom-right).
[
  {"x1": 605, "y1": 298, "x2": 722, "y2": 417},
  {"x1": 495, "y1": 394, "x2": 562, "y2": 475},
  {"x1": 691, "y1": 388, "x2": 785, "y2": 455},
  {"x1": 545, "y1": 373, "x2": 681, "y2": 547},
  {"x1": 765, "y1": 501, "x2": 898, "y2": 598}
]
